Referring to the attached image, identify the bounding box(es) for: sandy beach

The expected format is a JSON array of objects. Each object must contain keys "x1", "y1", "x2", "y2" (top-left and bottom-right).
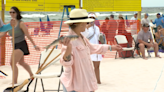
[{"x1": 0, "y1": 52, "x2": 164, "y2": 92}]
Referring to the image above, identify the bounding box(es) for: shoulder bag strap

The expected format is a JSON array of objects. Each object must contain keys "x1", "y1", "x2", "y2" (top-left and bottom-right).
[{"x1": 88, "y1": 25, "x2": 95, "y2": 40}]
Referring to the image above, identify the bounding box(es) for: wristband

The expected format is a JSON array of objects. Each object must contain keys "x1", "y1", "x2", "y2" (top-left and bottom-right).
[
  {"x1": 63, "y1": 57, "x2": 71, "y2": 62},
  {"x1": 109, "y1": 45, "x2": 112, "y2": 51},
  {"x1": 65, "y1": 59, "x2": 71, "y2": 62},
  {"x1": 34, "y1": 45, "x2": 37, "y2": 48}
]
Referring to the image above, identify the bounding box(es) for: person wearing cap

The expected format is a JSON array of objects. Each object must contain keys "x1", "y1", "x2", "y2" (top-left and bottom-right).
[
  {"x1": 141, "y1": 13, "x2": 150, "y2": 32},
  {"x1": 59, "y1": 9, "x2": 122, "y2": 92},
  {"x1": 0, "y1": 18, "x2": 16, "y2": 32},
  {"x1": 136, "y1": 23, "x2": 161, "y2": 60},
  {"x1": 131, "y1": 12, "x2": 138, "y2": 20},
  {"x1": 130, "y1": 12, "x2": 138, "y2": 35},
  {"x1": 151, "y1": 13, "x2": 164, "y2": 30},
  {"x1": 85, "y1": 12, "x2": 103, "y2": 84},
  {"x1": 141, "y1": 13, "x2": 150, "y2": 25},
  {"x1": 81, "y1": 13, "x2": 97, "y2": 37},
  {"x1": 89, "y1": 12, "x2": 100, "y2": 28}
]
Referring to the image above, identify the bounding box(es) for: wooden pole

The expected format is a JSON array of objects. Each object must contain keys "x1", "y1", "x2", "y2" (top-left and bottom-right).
[
  {"x1": 79, "y1": 0, "x2": 82, "y2": 9},
  {"x1": 0, "y1": 0, "x2": 6, "y2": 66},
  {"x1": 1, "y1": 0, "x2": 5, "y2": 21},
  {"x1": 137, "y1": 10, "x2": 142, "y2": 55},
  {"x1": 12, "y1": 27, "x2": 15, "y2": 91},
  {"x1": 1, "y1": 0, "x2": 13, "y2": 89},
  {"x1": 137, "y1": 11, "x2": 141, "y2": 20},
  {"x1": 137, "y1": 11, "x2": 141, "y2": 33}
]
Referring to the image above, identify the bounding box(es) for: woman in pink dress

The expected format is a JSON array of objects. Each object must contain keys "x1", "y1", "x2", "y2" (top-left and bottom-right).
[{"x1": 59, "y1": 9, "x2": 122, "y2": 92}]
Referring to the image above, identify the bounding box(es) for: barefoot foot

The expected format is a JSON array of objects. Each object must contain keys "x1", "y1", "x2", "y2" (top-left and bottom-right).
[
  {"x1": 143, "y1": 57, "x2": 148, "y2": 60},
  {"x1": 155, "y1": 55, "x2": 161, "y2": 58}
]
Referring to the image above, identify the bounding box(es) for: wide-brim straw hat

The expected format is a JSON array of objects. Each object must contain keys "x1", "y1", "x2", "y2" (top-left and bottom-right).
[{"x1": 64, "y1": 9, "x2": 94, "y2": 24}]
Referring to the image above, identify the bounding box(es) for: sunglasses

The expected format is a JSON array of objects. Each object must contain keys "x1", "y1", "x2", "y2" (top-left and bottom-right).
[
  {"x1": 89, "y1": 17, "x2": 95, "y2": 19},
  {"x1": 9, "y1": 11, "x2": 16, "y2": 14}
]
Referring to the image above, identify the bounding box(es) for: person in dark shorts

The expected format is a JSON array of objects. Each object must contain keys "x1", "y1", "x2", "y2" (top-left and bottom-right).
[
  {"x1": 0, "y1": 6, "x2": 40, "y2": 84},
  {"x1": 136, "y1": 23, "x2": 161, "y2": 60}
]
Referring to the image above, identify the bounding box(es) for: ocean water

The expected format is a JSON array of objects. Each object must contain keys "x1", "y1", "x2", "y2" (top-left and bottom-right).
[{"x1": 4, "y1": 7, "x2": 164, "y2": 23}]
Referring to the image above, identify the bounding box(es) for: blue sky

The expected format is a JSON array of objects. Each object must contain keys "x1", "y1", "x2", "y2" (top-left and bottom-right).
[{"x1": 142, "y1": 0, "x2": 164, "y2": 7}]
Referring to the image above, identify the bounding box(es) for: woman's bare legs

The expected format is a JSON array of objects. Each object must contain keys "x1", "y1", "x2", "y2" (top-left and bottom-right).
[
  {"x1": 18, "y1": 56, "x2": 33, "y2": 77},
  {"x1": 10, "y1": 49, "x2": 23, "y2": 84},
  {"x1": 93, "y1": 61, "x2": 101, "y2": 84}
]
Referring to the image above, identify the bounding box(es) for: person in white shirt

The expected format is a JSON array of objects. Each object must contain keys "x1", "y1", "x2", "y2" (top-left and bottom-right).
[
  {"x1": 130, "y1": 12, "x2": 138, "y2": 35},
  {"x1": 141, "y1": 13, "x2": 150, "y2": 25},
  {"x1": 82, "y1": 13, "x2": 102, "y2": 84},
  {"x1": 131, "y1": 12, "x2": 138, "y2": 20},
  {"x1": 141, "y1": 13, "x2": 150, "y2": 31},
  {"x1": 80, "y1": 28, "x2": 89, "y2": 37}
]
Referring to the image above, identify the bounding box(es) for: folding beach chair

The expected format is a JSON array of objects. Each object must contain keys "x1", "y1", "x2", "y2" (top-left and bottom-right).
[
  {"x1": 33, "y1": 49, "x2": 63, "y2": 92},
  {"x1": 115, "y1": 35, "x2": 135, "y2": 59}
]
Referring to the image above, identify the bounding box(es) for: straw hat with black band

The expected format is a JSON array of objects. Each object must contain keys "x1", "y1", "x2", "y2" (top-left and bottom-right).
[{"x1": 64, "y1": 9, "x2": 94, "y2": 24}]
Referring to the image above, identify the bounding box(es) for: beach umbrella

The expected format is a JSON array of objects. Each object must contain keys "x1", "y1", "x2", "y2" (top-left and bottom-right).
[
  {"x1": 39, "y1": 18, "x2": 46, "y2": 31},
  {"x1": 47, "y1": 15, "x2": 53, "y2": 29},
  {"x1": 47, "y1": 15, "x2": 50, "y2": 21},
  {"x1": 125, "y1": 15, "x2": 128, "y2": 20},
  {"x1": 39, "y1": 17, "x2": 42, "y2": 22},
  {"x1": 46, "y1": 15, "x2": 53, "y2": 35}
]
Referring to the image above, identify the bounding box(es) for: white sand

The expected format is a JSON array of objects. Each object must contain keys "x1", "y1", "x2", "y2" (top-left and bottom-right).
[{"x1": 0, "y1": 53, "x2": 164, "y2": 92}]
